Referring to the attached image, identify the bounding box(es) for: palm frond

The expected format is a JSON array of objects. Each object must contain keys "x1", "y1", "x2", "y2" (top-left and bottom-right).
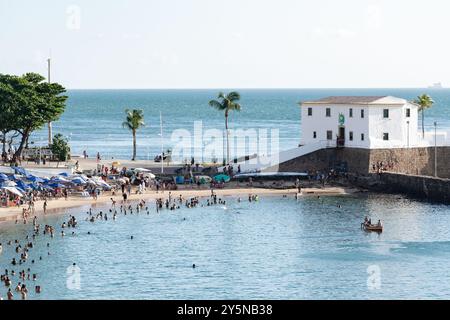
[
  {"x1": 227, "y1": 91, "x2": 240, "y2": 102},
  {"x1": 209, "y1": 99, "x2": 225, "y2": 110}
]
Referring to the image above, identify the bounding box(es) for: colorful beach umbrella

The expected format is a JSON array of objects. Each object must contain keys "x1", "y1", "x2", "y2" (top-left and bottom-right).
[
  {"x1": 71, "y1": 177, "x2": 87, "y2": 185},
  {"x1": 28, "y1": 175, "x2": 45, "y2": 183},
  {"x1": 214, "y1": 174, "x2": 230, "y2": 183}
]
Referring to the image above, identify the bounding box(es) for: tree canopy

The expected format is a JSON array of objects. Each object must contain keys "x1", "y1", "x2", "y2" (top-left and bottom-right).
[
  {"x1": 0, "y1": 72, "x2": 67, "y2": 161},
  {"x1": 51, "y1": 133, "x2": 71, "y2": 162}
]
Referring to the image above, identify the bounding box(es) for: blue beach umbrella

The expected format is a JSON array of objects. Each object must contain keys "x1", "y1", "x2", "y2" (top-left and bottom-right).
[
  {"x1": 51, "y1": 177, "x2": 69, "y2": 183},
  {"x1": 214, "y1": 174, "x2": 231, "y2": 183},
  {"x1": 48, "y1": 183, "x2": 67, "y2": 189},
  {"x1": 12, "y1": 167, "x2": 29, "y2": 176},
  {"x1": 16, "y1": 180, "x2": 31, "y2": 190},
  {"x1": 28, "y1": 175, "x2": 45, "y2": 183},
  {"x1": 59, "y1": 172, "x2": 70, "y2": 177},
  {"x1": 0, "y1": 173, "x2": 8, "y2": 181},
  {"x1": 71, "y1": 177, "x2": 86, "y2": 185}
]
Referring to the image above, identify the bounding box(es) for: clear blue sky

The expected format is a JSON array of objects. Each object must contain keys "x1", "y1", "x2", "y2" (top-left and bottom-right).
[{"x1": 1, "y1": 0, "x2": 449, "y2": 89}]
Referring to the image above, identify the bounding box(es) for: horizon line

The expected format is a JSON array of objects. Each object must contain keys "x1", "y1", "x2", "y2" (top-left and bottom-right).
[{"x1": 65, "y1": 87, "x2": 446, "y2": 90}]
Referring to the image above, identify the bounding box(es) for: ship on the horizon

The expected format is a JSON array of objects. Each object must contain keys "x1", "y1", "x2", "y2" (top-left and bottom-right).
[{"x1": 428, "y1": 82, "x2": 445, "y2": 89}]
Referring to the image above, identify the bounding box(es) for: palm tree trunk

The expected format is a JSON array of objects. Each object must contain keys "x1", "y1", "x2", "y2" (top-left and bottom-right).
[
  {"x1": 132, "y1": 129, "x2": 136, "y2": 161},
  {"x1": 225, "y1": 112, "x2": 229, "y2": 165},
  {"x1": 422, "y1": 110, "x2": 425, "y2": 138}
]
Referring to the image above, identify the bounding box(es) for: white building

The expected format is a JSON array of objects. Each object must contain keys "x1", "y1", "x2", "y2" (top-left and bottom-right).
[{"x1": 300, "y1": 96, "x2": 421, "y2": 149}]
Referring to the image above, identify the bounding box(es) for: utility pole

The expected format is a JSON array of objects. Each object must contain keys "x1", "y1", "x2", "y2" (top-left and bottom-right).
[
  {"x1": 434, "y1": 121, "x2": 437, "y2": 177},
  {"x1": 47, "y1": 57, "x2": 53, "y2": 146},
  {"x1": 160, "y1": 111, "x2": 164, "y2": 174}
]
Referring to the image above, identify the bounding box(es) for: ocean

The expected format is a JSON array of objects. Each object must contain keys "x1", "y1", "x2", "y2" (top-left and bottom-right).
[
  {"x1": 1, "y1": 193, "x2": 450, "y2": 299},
  {"x1": 28, "y1": 88, "x2": 450, "y2": 161}
]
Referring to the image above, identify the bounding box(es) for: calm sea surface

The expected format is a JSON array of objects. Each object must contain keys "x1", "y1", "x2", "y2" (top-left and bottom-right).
[
  {"x1": 1, "y1": 193, "x2": 450, "y2": 300},
  {"x1": 28, "y1": 88, "x2": 450, "y2": 160}
]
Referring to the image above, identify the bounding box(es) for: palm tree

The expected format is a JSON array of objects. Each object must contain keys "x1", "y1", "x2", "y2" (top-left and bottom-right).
[
  {"x1": 122, "y1": 109, "x2": 145, "y2": 161},
  {"x1": 414, "y1": 94, "x2": 434, "y2": 138},
  {"x1": 209, "y1": 92, "x2": 241, "y2": 164}
]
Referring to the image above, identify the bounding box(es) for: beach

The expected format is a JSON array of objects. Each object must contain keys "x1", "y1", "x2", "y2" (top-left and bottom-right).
[{"x1": 0, "y1": 183, "x2": 351, "y2": 223}]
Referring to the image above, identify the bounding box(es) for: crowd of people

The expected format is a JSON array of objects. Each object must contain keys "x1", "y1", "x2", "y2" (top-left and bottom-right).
[{"x1": 0, "y1": 183, "x2": 265, "y2": 300}]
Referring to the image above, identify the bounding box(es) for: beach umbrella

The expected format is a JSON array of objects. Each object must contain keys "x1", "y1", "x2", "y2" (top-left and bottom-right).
[
  {"x1": 28, "y1": 175, "x2": 45, "y2": 183},
  {"x1": 196, "y1": 175, "x2": 212, "y2": 183},
  {"x1": 0, "y1": 173, "x2": 8, "y2": 181},
  {"x1": 12, "y1": 167, "x2": 28, "y2": 176},
  {"x1": 1, "y1": 180, "x2": 17, "y2": 187},
  {"x1": 16, "y1": 180, "x2": 31, "y2": 190},
  {"x1": 51, "y1": 176, "x2": 70, "y2": 183},
  {"x1": 71, "y1": 177, "x2": 87, "y2": 185},
  {"x1": 134, "y1": 168, "x2": 152, "y2": 173},
  {"x1": 1, "y1": 186, "x2": 24, "y2": 197},
  {"x1": 59, "y1": 172, "x2": 70, "y2": 177},
  {"x1": 143, "y1": 172, "x2": 156, "y2": 179},
  {"x1": 214, "y1": 174, "x2": 231, "y2": 183}
]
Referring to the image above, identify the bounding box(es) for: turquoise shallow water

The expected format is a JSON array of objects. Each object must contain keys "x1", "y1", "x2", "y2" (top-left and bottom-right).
[
  {"x1": 27, "y1": 88, "x2": 450, "y2": 160},
  {"x1": 1, "y1": 193, "x2": 450, "y2": 300}
]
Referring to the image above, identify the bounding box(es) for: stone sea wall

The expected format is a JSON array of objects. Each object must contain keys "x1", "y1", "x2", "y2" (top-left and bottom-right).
[
  {"x1": 274, "y1": 146, "x2": 450, "y2": 179},
  {"x1": 378, "y1": 173, "x2": 450, "y2": 203},
  {"x1": 272, "y1": 146, "x2": 450, "y2": 203}
]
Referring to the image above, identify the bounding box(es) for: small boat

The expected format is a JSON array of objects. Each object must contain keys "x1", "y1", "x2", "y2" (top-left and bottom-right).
[{"x1": 361, "y1": 222, "x2": 383, "y2": 233}]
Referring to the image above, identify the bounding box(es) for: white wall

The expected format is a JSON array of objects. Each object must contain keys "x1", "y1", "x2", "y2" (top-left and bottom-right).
[
  {"x1": 301, "y1": 104, "x2": 369, "y2": 148},
  {"x1": 300, "y1": 102, "x2": 419, "y2": 149}
]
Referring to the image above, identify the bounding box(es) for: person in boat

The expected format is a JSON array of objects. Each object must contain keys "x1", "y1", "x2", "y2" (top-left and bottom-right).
[
  {"x1": 377, "y1": 220, "x2": 382, "y2": 227},
  {"x1": 364, "y1": 216, "x2": 369, "y2": 224},
  {"x1": 368, "y1": 218, "x2": 372, "y2": 225}
]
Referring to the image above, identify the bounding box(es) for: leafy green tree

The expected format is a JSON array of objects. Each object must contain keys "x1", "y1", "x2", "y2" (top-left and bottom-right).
[
  {"x1": 208, "y1": 92, "x2": 241, "y2": 164},
  {"x1": 414, "y1": 94, "x2": 434, "y2": 138},
  {"x1": 51, "y1": 133, "x2": 70, "y2": 167},
  {"x1": 0, "y1": 74, "x2": 26, "y2": 155},
  {"x1": 0, "y1": 72, "x2": 68, "y2": 162},
  {"x1": 122, "y1": 109, "x2": 145, "y2": 161}
]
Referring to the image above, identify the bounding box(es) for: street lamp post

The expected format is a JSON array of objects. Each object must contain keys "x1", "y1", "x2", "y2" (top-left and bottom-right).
[{"x1": 434, "y1": 121, "x2": 437, "y2": 177}]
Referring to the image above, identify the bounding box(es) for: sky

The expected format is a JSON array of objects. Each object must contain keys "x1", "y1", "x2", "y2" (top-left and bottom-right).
[{"x1": 1, "y1": 0, "x2": 450, "y2": 89}]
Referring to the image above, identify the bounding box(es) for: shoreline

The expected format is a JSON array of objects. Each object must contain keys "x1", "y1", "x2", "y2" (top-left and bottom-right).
[{"x1": 0, "y1": 186, "x2": 353, "y2": 224}]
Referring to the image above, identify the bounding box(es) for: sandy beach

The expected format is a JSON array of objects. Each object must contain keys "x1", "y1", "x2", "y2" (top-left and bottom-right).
[{"x1": 0, "y1": 185, "x2": 352, "y2": 224}]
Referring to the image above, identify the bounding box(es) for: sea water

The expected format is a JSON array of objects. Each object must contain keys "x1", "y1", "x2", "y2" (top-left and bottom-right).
[
  {"x1": 1, "y1": 193, "x2": 450, "y2": 300},
  {"x1": 27, "y1": 88, "x2": 450, "y2": 160}
]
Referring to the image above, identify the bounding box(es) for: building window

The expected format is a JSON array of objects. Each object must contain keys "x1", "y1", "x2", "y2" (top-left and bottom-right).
[
  {"x1": 326, "y1": 130, "x2": 333, "y2": 140},
  {"x1": 349, "y1": 108, "x2": 353, "y2": 118},
  {"x1": 383, "y1": 133, "x2": 389, "y2": 141},
  {"x1": 313, "y1": 131, "x2": 317, "y2": 139},
  {"x1": 308, "y1": 107, "x2": 312, "y2": 116},
  {"x1": 406, "y1": 108, "x2": 411, "y2": 117},
  {"x1": 361, "y1": 109, "x2": 365, "y2": 118},
  {"x1": 349, "y1": 131, "x2": 353, "y2": 141},
  {"x1": 361, "y1": 133, "x2": 365, "y2": 141},
  {"x1": 326, "y1": 108, "x2": 331, "y2": 117},
  {"x1": 383, "y1": 109, "x2": 389, "y2": 118}
]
